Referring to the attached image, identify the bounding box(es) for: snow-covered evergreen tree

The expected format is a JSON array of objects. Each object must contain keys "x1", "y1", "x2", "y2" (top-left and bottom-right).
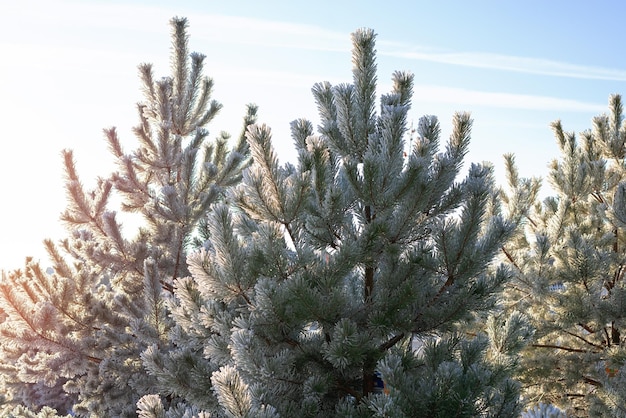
[
  {"x1": 0, "y1": 17, "x2": 255, "y2": 417},
  {"x1": 502, "y1": 95, "x2": 626, "y2": 416},
  {"x1": 140, "y1": 27, "x2": 531, "y2": 417}
]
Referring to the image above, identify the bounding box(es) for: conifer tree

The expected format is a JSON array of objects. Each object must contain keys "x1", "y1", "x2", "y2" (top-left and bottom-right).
[
  {"x1": 140, "y1": 28, "x2": 531, "y2": 417},
  {"x1": 502, "y1": 95, "x2": 626, "y2": 416},
  {"x1": 0, "y1": 17, "x2": 255, "y2": 417}
]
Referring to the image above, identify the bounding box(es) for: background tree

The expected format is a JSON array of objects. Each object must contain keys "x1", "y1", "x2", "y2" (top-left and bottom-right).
[
  {"x1": 140, "y1": 27, "x2": 532, "y2": 417},
  {"x1": 0, "y1": 17, "x2": 255, "y2": 417},
  {"x1": 502, "y1": 95, "x2": 626, "y2": 416}
]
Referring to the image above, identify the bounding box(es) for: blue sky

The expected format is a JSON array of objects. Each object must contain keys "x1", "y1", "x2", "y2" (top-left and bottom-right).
[{"x1": 1, "y1": 0, "x2": 625, "y2": 269}]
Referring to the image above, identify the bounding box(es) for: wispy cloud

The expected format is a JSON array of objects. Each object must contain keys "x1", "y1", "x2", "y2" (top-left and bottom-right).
[
  {"x1": 16, "y1": 1, "x2": 624, "y2": 82},
  {"x1": 2, "y1": 1, "x2": 351, "y2": 54},
  {"x1": 189, "y1": 16, "x2": 626, "y2": 81},
  {"x1": 382, "y1": 46, "x2": 626, "y2": 81},
  {"x1": 190, "y1": 15, "x2": 350, "y2": 53},
  {"x1": 412, "y1": 84, "x2": 606, "y2": 113}
]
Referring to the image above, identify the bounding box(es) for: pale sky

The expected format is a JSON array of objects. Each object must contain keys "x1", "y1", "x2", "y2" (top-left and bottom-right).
[{"x1": 1, "y1": 0, "x2": 625, "y2": 270}]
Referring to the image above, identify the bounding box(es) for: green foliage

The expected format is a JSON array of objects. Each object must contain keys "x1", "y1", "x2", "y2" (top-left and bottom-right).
[{"x1": 148, "y1": 27, "x2": 529, "y2": 417}]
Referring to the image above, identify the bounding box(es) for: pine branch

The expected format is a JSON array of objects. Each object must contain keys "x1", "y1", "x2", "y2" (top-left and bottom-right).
[
  {"x1": 531, "y1": 343, "x2": 594, "y2": 354},
  {"x1": 582, "y1": 375, "x2": 602, "y2": 387},
  {"x1": 578, "y1": 322, "x2": 596, "y2": 334},
  {"x1": 379, "y1": 332, "x2": 405, "y2": 352},
  {"x1": 336, "y1": 379, "x2": 362, "y2": 402},
  {"x1": 171, "y1": 233, "x2": 185, "y2": 286},
  {"x1": 603, "y1": 327, "x2": 611, "y2": 347},
  {"x1": 565, "y1": 393, "x2": 587, "y2": 398},
  {"x1": 562, "y1": 329, "x2": 604, "y2": 351},
  {"x1": 501, "y1": 246, "x2": 522, "y2": 272}
]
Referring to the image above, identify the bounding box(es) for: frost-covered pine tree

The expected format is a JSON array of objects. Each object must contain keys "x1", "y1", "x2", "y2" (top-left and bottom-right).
[
  {"x1": 0, "y1": 17, "x2": 255, "y2": 417},
  {"x1": 502, "y1": 95, "x2": 626, "y2": 416},
  {"x1": 140, "y1": 28, "x2": 532, "y2": 417}
]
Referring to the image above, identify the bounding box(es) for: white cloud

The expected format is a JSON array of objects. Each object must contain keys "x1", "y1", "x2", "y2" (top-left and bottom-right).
[
  {"x1": 383, "y1": 48, "x2": 626, "y2": 81},
  {"x1": 412, "y1": 84, "x2": 606, "y2": 112},
  {"x1": 190, "y1": 14, "x2": 626, "y2": 81},
  {"x1": 189, "y1": 15, "x2": 350, "y2": 53},
  {"x1": 1, "y1": 1, "x2": 350, "y2": 53},
  {"x1": 10, "y1": 1, "x2": 623, "y2": 82}
]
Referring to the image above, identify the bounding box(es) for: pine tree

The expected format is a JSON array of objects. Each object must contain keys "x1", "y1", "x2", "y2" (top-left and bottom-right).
[
  {"x1": 140, "y1": 27, "x2": 531, "y2": 417},
  {"x1": 502, "y1": 95, "x2": 626, "y2": 416},
  {"x1": 0, "y1": 17, "x2": 255, "y2": 417}
]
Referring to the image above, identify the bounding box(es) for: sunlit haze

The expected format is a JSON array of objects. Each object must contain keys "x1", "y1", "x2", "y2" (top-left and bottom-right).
[{"x1": 2, "y1": 0, "x2": 625, "y2": 270}]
